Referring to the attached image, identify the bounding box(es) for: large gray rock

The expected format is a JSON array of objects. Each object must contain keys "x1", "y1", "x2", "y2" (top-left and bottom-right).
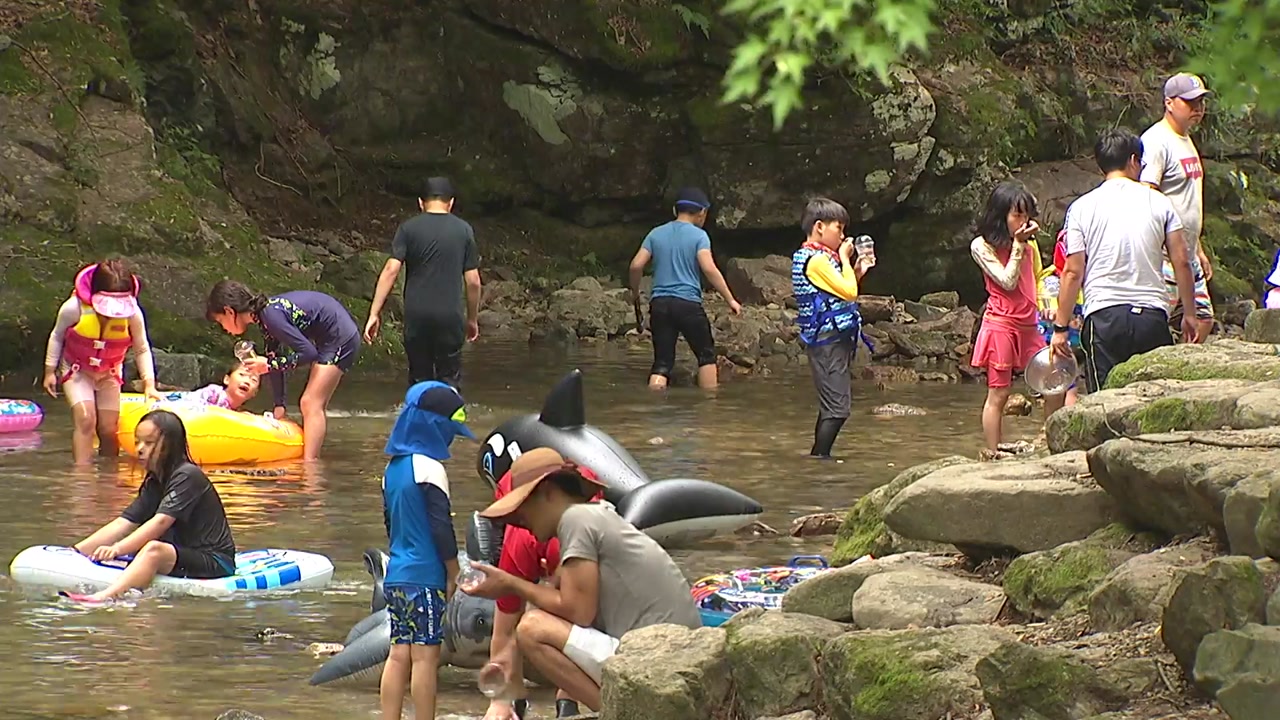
[
  {"x1": 976, "y1": 641, "x2": 1127, "y2": 720},
  {"x1": 851, "y1": 567, "x2": 1006, "y2": 630},
  {"x1": 599, "y1": 624, "x2": 731, "y2": 720},
  {"x1": 1101, "y1": 339, "x2": 1280, "y2": 389},
  {"x1": 1087, "y1": 429, "x2": 1280, "y2": 544},
  {"x1": 1160, "y1": 556, "x2": 1267, "y2": 673},
  {"x1": 1243, "y1": 308, "x2": 1280, "y2": 343},
  {"x1": 1257, "y1": 479, "x2": 1280, "y2": 561},
  {"x1": 830, "y1": 456, "x2": 971, "y2": 565},
  {"x1": 1193, "y1": 623, "x2": 1280, "y2": 695},
  {"x1": 1045, "y1": 378, "x2": 1266, "y2": 453},
  {"x1": 1270, "y1": 586, "x2": 1280, "y2": 625},
  {"x1": 781, "y1": 552, "x2": 953, "y2": 622},
  {"x1": 1225, "y1": 475, "x2": 1278, "y2": 558},
  {"x1": 1217, "y1": 675, "x2": 1280, "y2": 720},
  {"x1": 883, "y1": 451, "x2": 1120, "y2": 554},
  {"x1": 1002, "y1": 526, "x2": 1159, "y2": 620},
  {"x1": 821, "y1": 625, "x2": 1016, "y2": 720},
  {"x1": 1087, "y1": 539, "x2": 1218, "y2": 632},
  {"x1": 545, "y1": 286, "x2": 632, "y2": 338},
  {"x1": 723, "y1": 255, "x2": 795, "y2": 307},
  {"x1": 126, "y1": 349, "x2": 223, "y2": 390},
  {"x1": 723, "y1": 609, "x2": 848, "y2": 717}
]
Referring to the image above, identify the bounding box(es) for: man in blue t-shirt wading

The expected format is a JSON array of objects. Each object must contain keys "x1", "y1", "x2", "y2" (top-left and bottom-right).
[{"x1": 628, "y1": 187, "x2": 742, "y2": 390}]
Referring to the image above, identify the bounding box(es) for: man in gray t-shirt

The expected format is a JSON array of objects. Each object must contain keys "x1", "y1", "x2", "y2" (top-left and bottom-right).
[{"x1": 465, "y1": 448, "x2": 700, "y2": 714}]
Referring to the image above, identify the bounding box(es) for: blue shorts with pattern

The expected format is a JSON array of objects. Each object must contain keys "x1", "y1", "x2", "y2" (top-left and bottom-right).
[{"x1": 385, "y1": 585, "x2": 447, "y2": 646}]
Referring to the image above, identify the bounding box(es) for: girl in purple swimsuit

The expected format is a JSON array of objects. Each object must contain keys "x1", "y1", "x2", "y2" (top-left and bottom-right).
[{"x1": 205, "y1": 280, "x2": 361, "y2": 460}]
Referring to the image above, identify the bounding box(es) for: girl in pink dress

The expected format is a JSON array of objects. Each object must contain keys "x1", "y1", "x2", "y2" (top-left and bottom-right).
[{"x1": 969, "y1": 182, "x2": 1063, "y2": 454}]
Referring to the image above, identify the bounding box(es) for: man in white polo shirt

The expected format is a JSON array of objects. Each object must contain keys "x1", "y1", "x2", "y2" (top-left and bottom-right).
[
  {"x1": 1140, "y1": 73, "x2": 1214, "y2": 342},
  {"x1": 1052, "y1": 128, "x2": 1199, "y2": 392}
]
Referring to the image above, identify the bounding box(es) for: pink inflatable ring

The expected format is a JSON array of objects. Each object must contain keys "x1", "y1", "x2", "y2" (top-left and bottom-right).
[{"x1": 0, "y1": 399, "x2": 43, "y2": 433}]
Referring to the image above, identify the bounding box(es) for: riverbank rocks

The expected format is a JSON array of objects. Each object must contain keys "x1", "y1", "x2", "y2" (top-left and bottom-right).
[
  {"x1": 1243, "y1": 308, "x2": 1280, "y2": 343},
  {"x1": 1087, "y1": 538, "x2": 1218, "y2": 632},
  {"x1": 1002, "y1": 524, "x2": 1161, "y2": 620},
  {"x1": 976, "y1": 640, "x2": 1127, "y2": 719},
  {"x1": 723, "y1": 609, "x2": 848, "y2": 717},
  {"x1": 1193, "y1": 624, "x2": 1280, "y2": 719},
  {"x1": 883, "y1": 451, "x2": 1121, "y2": 554},
  {"x1": 125, "y1": 350, "x2": 222, "y2": 390},
  {"x1": 821, "y1": 625, "x2": 1016, "y2": 720},
  {"x1": 1046, "y1": 377, "x2": 1280, "y2": 453},
  {"x1": 1087, "y1": 429, "x2": 1280, "y2": 552},
  {"x1": 599, "y1": 624, "x2": 731, "y2": 720},
  {"x1": 830, "y1": 455, "x2": 970, "y2": 564},
  {"x1": 1102, "y1": 339, "x2": 1280, "y2": 389},
  {"x1": 1160, "y1": 556, "x2": 1267, "y2": 672},
  {"x1": 851, "y1": 567, "x2": 1006, "y2": 629},
  {"x1": 781, "y1": 552, "x2": 954, "y2": 622}
]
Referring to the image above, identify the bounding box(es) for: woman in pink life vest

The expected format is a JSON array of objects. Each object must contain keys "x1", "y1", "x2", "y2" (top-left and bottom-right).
[{"x1": 42, "y1": 259, "x2": 163, "y2": 465}]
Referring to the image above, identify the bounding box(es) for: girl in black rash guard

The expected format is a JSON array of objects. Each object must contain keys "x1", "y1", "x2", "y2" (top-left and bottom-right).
[
  {"x1": 62, "y1": 410, "x2": 236, "y2": 604},
  {"x1": 205, "y1": 279, "x2": 362, "y2": 461}
]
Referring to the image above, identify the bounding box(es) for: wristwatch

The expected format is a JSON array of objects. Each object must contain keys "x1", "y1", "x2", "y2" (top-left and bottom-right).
[{"x1": 1052, "y1": 324, "x2": 1071, "y2": 334}]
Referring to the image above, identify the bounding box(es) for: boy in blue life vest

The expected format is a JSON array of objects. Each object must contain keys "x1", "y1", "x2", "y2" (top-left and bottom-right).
[
  {"x1": 380, "y1": 381, "x2": 475, "y2": 720},
  {"x1": 790, "y1": 197, "x2": 874, "y2": 458}
]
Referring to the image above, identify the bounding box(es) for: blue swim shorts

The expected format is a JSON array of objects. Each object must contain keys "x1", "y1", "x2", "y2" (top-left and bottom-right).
[{"x1": 385, "y1": 585, "x2": 447, "y2": 646}]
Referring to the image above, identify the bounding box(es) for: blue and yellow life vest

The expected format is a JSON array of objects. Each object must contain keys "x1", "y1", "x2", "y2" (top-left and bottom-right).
[{"x1": 791, "y1": 245, "x2": 863, "y2": 347}]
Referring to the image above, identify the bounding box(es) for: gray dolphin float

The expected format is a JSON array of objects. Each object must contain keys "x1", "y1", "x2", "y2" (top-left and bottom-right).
[
  {"x1": 308, "y1": 549, "x2": 494, "y2": 687},
  {"x1": 476, "y1": 369, "x2": 764, "y2": 547}
]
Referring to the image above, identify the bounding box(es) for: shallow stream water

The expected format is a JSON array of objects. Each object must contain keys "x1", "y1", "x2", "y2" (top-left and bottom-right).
[{"x1": 0, "y1": 340, "x2": 1046, "y2": 719}]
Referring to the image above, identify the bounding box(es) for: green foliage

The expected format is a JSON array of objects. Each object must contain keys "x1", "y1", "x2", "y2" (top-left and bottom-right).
[
  {"x1": 673, "y1": 3, "x2": 711, "y2": 38},
  {"x1": 724, "y1": 0, "x2": 1280, "y2": 130},
  {"x1": 1189, "y1": 0, "x2": 1280, "y2": 115},
  {"x1": 720, "y1": 0, "x2": 935, "y2": 129}
]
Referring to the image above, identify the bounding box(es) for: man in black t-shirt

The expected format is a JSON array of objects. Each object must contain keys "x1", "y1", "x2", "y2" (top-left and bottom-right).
[
  {"x1": 365, "y1": 177, "x2": 483, "y2": 388},
  {"x1": 65, "y1": 462, "x2": 236, "y2": 603}
]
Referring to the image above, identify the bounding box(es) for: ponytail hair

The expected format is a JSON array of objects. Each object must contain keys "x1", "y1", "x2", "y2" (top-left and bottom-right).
[
  {"x1": 205, "y1": 279, "x2": 269, "y2": 320},
  {"x1": 91, "y1": 258, "x2": 138, "y2": 294}
]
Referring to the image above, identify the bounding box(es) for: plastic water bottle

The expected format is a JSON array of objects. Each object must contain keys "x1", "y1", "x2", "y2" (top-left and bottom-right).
[
  {"x1": 477, "y1": 661, "x2": 510, "y2": 699},
  {"x1": 456, "y1": 553, "x2": 485, "y2": 594},
  {"x1": 853, "y1": 235, "x2": 875, "y2": 259},
  {"x1": 233, "y1": 340, "x2": 256, "y2": 360}
]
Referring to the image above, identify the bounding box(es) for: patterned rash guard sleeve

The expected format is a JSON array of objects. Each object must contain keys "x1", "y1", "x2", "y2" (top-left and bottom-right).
[{"x1": 258, "y1": 301, "x2": 319, "y2": 408}]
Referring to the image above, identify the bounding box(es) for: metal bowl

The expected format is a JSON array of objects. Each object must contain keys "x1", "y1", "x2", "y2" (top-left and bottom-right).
[{"x1": 1025, "y1": 346, "x2": 1079, "y2": 396}]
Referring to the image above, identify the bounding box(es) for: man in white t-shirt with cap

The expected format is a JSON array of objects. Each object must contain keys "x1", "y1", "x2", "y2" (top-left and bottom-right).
[{"x1": 1140, "y1": 72, "x2": 1214, "y2": 342}]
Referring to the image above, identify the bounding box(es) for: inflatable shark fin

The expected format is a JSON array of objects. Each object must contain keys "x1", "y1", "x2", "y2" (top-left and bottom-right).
[{"x1": 538, "y1": 369, "x2": 586, "y2": 429}]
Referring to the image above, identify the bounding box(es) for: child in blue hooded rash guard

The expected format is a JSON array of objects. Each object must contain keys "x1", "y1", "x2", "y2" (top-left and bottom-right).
[{"x1": 379, "y1": 381, "x2": 475, "y2": 720}]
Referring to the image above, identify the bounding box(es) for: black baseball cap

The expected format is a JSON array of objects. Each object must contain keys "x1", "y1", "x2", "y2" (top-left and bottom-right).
[
  {"x1": 674, "y1": 186, "x2": 711, "y2": 210},
  {"x1": 423, "y1": 176, "x2": 456, "y2": 200}
]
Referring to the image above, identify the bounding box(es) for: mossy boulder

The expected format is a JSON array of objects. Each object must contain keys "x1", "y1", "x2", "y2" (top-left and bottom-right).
[
  {"x1": 599, "y1": 624, "x2": 732, "y2": 720},
  {"x1": 1161, "y1": 556, "x2": 1267, "y2": 673},
  {"x1": 1104, "y1": 340, "x2": 1280, "y2": 389},
  {"x1": 1244, "y1": 309, "x2": 1280, "y2": 344},
  {"x1": 781, "y1": 553, "x2": 954, "y2": 623},
  {"x1": 722, "y1": 609, "x2": 848, "y2": 718},
  {"x1": 1193, "y1": 623, "x2": 1280, "y2": 697},
  {"x1": 976, "y1": 640, "x2": 1127, "y2": 720},
  {"x1": 1087, "y1": 539, "x2": 1217, "y2": 632},
  {"x1": 830, "y1": 456, "x2": 971, "y2": 565},
  {"x1": 1049, "y1": 378, "x2": 1280, "y2": 453},
  {"x1": 821, "y1": 625, "x2": 1015, "y2": 720},
  {"x1": 1002, "y1": 524, "x2": 1161, "y2": 620}
]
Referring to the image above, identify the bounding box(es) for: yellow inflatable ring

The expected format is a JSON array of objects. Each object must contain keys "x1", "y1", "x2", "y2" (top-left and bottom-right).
[{"x1": 117, "y1": 393, "x2": 303, "y2": 465}]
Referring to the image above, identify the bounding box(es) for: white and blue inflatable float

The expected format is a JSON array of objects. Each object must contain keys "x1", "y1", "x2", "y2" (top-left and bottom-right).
[
  {"x1": 475, "y1": 369, "x2": 764, "y2": 548},
  {"x1": 8, "y1": 545, "x2": 334, "y2": 597}
]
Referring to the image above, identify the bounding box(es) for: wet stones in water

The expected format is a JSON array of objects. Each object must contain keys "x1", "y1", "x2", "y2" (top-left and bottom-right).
[
  {"x1": 789, "y1": 512, "x2": 843, "y2": 537},
  {"x1": 1003, "y1": 393, "x2": 1034, "y2": 416},
  {"x1": 215, "y1": 712, "x2": 266, "y2": 720},
  {"x1": 870, "y1": 403, "x2": 928, "y2": 416},
  {"x1": 735, "y1": 520, "x2": 780, "y2": 536},
  {"x1": 308, "y1": 642, "x2": 344, "y2": 658},
  {"x1": 255, "y1": 627, "x2": 293, "y2": 642}
]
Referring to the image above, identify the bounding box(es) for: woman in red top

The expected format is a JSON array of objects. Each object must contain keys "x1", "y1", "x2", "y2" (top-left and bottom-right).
[
  {"x1": 969, "y1": 182, "x2": 1057, "y2": 455},
  {"x1": 484, "y1": 462, "x2": 605, "y2": 720}
]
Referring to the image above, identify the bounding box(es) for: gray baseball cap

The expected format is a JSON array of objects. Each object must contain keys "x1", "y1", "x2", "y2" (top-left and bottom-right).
[{"x1": 1164, "y1": 73, "x2": 1211, "y2": 101}]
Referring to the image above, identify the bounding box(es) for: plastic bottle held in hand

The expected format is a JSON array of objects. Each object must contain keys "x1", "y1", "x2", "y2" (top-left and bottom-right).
[
  {"x1": 477, "y1": 661, "x2": 511, "y2": 699},
  {"x1": 233, "y1": 340, "x2": 257, "y2": 361},
  {"x1": 456, "y1": 553, "x2": 484, "y2": 593},
  {"x1": 854, "y1": 235, "x2": 875, "y2": 259}
]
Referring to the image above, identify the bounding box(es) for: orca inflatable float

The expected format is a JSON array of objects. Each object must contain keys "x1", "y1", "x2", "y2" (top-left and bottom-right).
[
  {"x1": 308, "y1": 549, "x2": 494, "y2": 688},
  {"x1": 475, "y1": 369, "x2": 764, "y2": 547}
]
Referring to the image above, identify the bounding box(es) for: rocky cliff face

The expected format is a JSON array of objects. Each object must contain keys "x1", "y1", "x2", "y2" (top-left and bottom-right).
[{"x1": 2, "y1": 0, "x2": 1278, "y2": 373}]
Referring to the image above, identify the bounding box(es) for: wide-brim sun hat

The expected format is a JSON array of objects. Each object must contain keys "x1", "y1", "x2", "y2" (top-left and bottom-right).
[
  {"x1": 91, "y1": 291, "x2": 140, "y2": 319},
  {"x1": 478, "y1": 447, "x2": 606, "y2": 519}
]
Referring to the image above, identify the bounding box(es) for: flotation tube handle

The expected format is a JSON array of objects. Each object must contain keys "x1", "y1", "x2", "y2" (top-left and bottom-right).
[
  {"x1": 91, "y1": 554, "x2": 136, "y2": 569},
  {"x1": 787, "y1": 555, "x2": 829, "y2": 569}
]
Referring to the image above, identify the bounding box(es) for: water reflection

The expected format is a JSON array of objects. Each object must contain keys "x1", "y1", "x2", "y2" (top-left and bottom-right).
[{"x1": 0, "y1": 340, "x2": 1047, "y2": 718}]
